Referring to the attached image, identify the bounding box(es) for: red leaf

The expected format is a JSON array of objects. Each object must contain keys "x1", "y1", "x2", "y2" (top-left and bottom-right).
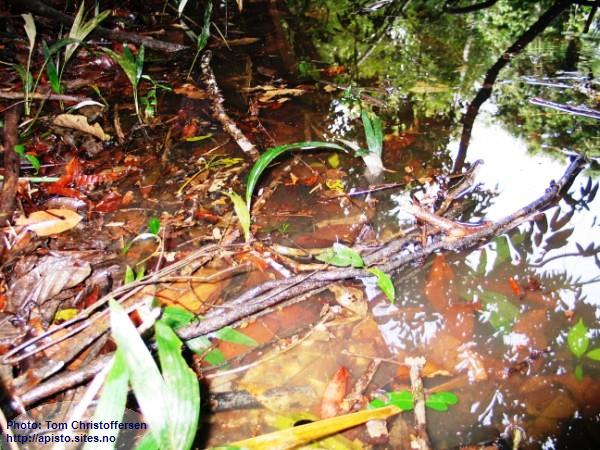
[{"x1": 320, "y1": 367, "x2": 349, "y2": 419}]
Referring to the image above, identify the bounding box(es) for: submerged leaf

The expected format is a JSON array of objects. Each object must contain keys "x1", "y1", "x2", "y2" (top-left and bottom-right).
[
  {"x1": 425, "y1": 391, "x2": 458, "y2": 412},
  {"x1": 567, "y1": 319, "x2": 589, "y2": 358},
  {"x1": 245, "y1": 141, "x2": 346, "y2": 210},
  {"x1": 478, "y1": 290, "x2": 520, "y2": 332},
  {"x1": 316, "y1": 243, "x2": 364, "y2": 268}
]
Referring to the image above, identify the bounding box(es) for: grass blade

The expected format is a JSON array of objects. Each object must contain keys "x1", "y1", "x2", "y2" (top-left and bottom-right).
[
  {"x1": 22, "y1": 14, "x2": 36, "y2": 51},
  {"x1": 245, "y1": 141, "x2": 346, "y2": 209},
  {"x1": 83, "y1": 351, "x2": 129, "y2": 450},
  {"x1": 155, "y1": 321, "x2": 200, "y2": 450},
  {"x1": 66, "y1": 4, "x2": 111, "y2": 63},
  {"x1": 221, "y1": 191, "x2": 251, "y2": 242},
  {"x1": 109, "y1": 300, "x2": 170, "y2": 448},
  {"x1": 215, "y1": 326, "x2": 258, "y2": 346}
]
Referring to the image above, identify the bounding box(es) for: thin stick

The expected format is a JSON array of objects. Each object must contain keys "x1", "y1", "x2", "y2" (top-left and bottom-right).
[
  {"x1": 405, "y1": 356, "x2": 432, "y2": 450},
  {"x1": 200, "y1": 51, "x2": 260, "y2": 160}
]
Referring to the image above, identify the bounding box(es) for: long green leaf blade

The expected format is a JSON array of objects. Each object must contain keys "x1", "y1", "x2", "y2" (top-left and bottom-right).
[
  {"x1": 222, "y1": 191, "x2": 251, "y2": 242},
  {"x1": 155, "y1": 321, "x2": 200, "y2": 450},
  {"x1": 83, "y1": 351, "x2": 129, "y2": 450},
  {"x1": 245, "y1": 141, "x2": 347, "y2": 209},
  {"x1": 316, "y1": 243, "x2": 364, "y2": 268},
  {"x1": 109, "y1": 300, "x2": 170, "y2": 449},
  {"x1": 215, "y1": 326, "x2": 258, "y2": 347}
]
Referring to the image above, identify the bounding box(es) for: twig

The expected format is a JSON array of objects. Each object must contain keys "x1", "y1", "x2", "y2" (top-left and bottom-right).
[
  {"x1": 0, "y1": 91, "x2": 91, "y2": 103},
  {"x1": 405, "y1": 356, "x2": 432, "y2": 450},
  {"x1": 16, "y1": 0, "x2": 187, "y2": 53},
  {"x1": 529, "y1": 97, "x2": 600, "y2": 120},
  {"x1": 200, "y1": 51, "x2": 260, "y2": 160},
  {"x1": 340, "y1": 359, "x2": 382, "y2": 413}
]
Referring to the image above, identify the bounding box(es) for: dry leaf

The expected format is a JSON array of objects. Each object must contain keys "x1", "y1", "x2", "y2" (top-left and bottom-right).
[
  {"x1": 8, "y1": 255, "x2": 91, "y2": 310},
  {"x1": 258, "y1": 87, "x2": 306, "y2": 103},
  {"x1": 53, "y1": 114, "x2": 110, "y2": 141},
  {"x1": 329, "y1": 284, "x2": 368, "y2": 317},
  {"x1": 174, "y1": 83, "x2": 208, "y2": 100},
  {"x1": 15, "y1": 208, "x2": 83, "y2": 236}
]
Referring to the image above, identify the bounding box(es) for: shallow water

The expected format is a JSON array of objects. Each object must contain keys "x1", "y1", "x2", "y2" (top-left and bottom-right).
[{"x1": 193, "y1": 1, "x2": 600, "y2": 448}]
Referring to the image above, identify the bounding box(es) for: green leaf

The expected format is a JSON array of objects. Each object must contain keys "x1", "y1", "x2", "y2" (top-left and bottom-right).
[
  {"x1": 162, "y1": 306, "x2": 197, "y2": 329},
  {"x1": 574, "y1": 363, "x2": 584, "y2": 380},
  {"x1": 124, "y1": 266, "x2": 135, "y2": 284},
  {"x1": 185, "y1": 336, "x2": 226, "y2": 365},
  {"x1": 361, "y1": 110, "x2": 382, "y2": 156},
  {"x1": 368, "y1": 398, "x2": 387, "y2": 409},
  {"x1": 586, "y1": 348, "x2": 600, "y2": 361},
  {"x1": 367, "y1": 267, "x2": 395, "y2": 303},
  {"x1": 327, "y1": 153, "x2": 340, "y2": 168},
  {"x1": 66, "y1": 5, "x2": 110, "y2": 63},
  {"x1": 492, "y1": 235, "x2": 512, "y2": 268},
  {"x1": 109, "y1": 300, "x2": 170, "y2": 449},
  {"x1": 425, "y1": 391, "x2": 459, "y2": 412},
  {"x1": 13, "y1": 64, "x2": 33, "y2": 93},
  {"x1": 475, "y1": 249, "x2": 487, "y2": 275},
  {"x1": 197, "y1": 2, "x2": 213, "y2": 51},
  {"x1": 221, "y1": 191, "x2": 251, "y2": 242},
  {"x1": 155, "y1": 321, "x2": 200, "y2": 450},
  {"x1": 245, "y1": 141, "x2": 347, "y2": 210},
  {"x1": 215, "y1": 326, "x2": 258, "y2": 347},
  {"x1": 478, "y1": 290, "x2": 520, "y2": 332},
  {"x1": 83, "y1": 351, "x2": 129, "y2": 450},
  {"x1": 148, "y1": 217, "x2": 161, "y2": 235},
  {"x1": 567, "y1": 319, "x2": 589, "y2": 358},
  {"x1": 135, "y1": 433, "x2": 159, "y2": 450},
  {"x1": 102, "y1": 47, "x2": 139, "y2": 88},
  {"x1": 387, "y1": 391, "x2": 414, "y2": 411},
  {"x1": 316, "y1": 243, "x2": 364, "y2": 268}
]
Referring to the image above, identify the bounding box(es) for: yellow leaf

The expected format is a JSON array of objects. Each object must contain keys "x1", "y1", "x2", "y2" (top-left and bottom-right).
[
  {"x1": 53, "y1": 308, "x2": 79, "y2": 323},
  {"x1": 53, "y1": 113, "x2": 110, "y2": 141},
  {"x1": 15, "y1": 209, "x2": 83, "y2": 236},
  {"x1": 229, "y1": 405, "x2": 401, "y2": 449}
]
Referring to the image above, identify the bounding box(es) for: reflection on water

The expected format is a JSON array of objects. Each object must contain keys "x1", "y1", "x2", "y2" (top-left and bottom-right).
[{"x1": 204, "y1": 1, "x2": 599, "y2": 448}]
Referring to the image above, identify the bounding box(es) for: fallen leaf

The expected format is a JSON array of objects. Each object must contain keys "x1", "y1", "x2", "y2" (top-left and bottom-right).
[
  {"x1": 8, "y1": 255, "x2": 91, "y2": 311},
  {"x1": 174, "y1": 83, "x2": 207, "y2": 100},
  {"x1": 53, "y1": 113, "x2": 110, "y2": 141},
  {"x1": 320, "y1": 367, "x2": 350, "y2": 419},
  {"x1": 328, "y1": 284, "x2": 368, "y2": 317},
  {"x1": 15, "y1": 209, "x2": 83, "y2": 236}
]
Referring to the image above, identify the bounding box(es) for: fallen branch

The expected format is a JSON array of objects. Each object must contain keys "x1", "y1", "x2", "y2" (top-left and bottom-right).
[
  {"x1": 0, "y1": 91, "x2": 92, "y2": 103},
  {"x1": 200, "y1": 51, "x2": 260, "y2": 161},
  {"x1": 5, "y1": 156, "x2": 586, "y2": 406},
  {"x1": 15, "y1": 0, "x2": 187, "y2": 53},
  {"x1": 0, "y1": 105, "x2": 22, "y2": 229}
]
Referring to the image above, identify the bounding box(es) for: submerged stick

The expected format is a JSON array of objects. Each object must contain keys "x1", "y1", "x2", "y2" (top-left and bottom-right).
[
  {"x1": 405, "y1": 356, "x2": 432, "y2": 450},
  {"x1": 200, "y1": 51, "x2": 260, "y2": 160},
  {"x1": 0, "y1": 105, "x2": 22, "y2": 228}
]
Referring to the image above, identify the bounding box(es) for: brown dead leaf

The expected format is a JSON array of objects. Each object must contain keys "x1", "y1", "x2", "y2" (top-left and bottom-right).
[
  {"x1": 174, "y1": 83, "x2": 208, "y2": 100},
  {"x1": 328, "y1": 284, "x2": 368, "y2": 317},
  {"x1": 8, "y1": 255, "x2": 91, "y2": 311},
  {"x1": 53, "y1": 114, "x2": 110, "y2": 141},
  {"x1": 15, "y1": 209, "x2": 83, "y2": 236},
  {"x1": 258, "y1": 87, "x2": 306, "y2": 103}
]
